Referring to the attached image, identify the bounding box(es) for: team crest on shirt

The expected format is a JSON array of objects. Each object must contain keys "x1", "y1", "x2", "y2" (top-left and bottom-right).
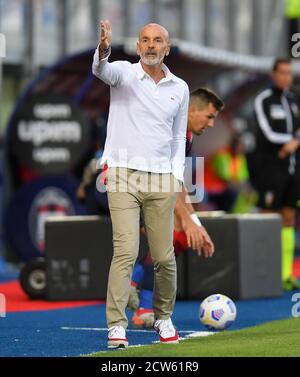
[{"x1": 270, "y1": 105, "x2": 286, "y2": 120}]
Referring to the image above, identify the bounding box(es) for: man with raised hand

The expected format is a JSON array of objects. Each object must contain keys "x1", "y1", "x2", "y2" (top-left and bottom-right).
[{"x1": 92, "y1": 20, "x2": 189, "y2": 348}]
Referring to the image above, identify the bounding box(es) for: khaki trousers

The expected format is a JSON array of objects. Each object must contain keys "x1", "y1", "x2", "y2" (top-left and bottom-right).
[{"x1": 105, "y1": 167, "x2": 180, "y2": 329}]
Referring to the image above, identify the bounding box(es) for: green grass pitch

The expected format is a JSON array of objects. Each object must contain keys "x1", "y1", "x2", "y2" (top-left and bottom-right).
[{"x1": 87, "y1": 318, "x2": 300, "y2": 357}]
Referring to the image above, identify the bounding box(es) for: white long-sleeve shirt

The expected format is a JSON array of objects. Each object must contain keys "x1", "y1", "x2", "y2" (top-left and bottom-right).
[{"x1": 92, "y1": 48, "x2": 189, "y2": 182}]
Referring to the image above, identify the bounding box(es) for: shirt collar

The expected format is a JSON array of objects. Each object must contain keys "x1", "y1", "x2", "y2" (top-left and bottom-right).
[
  {"x1": 272, "y1": 85, "x2": 291, "y2": 97},
  {"x1": 135, "y1": 60, "x2": 174, "y2": 82}
]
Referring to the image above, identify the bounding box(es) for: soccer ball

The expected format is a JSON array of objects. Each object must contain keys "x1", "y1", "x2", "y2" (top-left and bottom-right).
[{"x1": 199, "y1": 294, "x2": 237, "y2": 330}]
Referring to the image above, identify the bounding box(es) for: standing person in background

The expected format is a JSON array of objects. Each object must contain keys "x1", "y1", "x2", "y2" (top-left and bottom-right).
[
  {"x1": 254, "y1": 58, "x2": 300, "y2": 291},
  {"x1": 93, "y1": 20, "x2": 190, "y2": 348}
]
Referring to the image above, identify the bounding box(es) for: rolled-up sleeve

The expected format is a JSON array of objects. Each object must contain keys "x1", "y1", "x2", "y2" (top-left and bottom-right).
[
  {"x1": 171, "y1": 84, "x2": 189, "y2": 182},
  {"x1": 92, "y1": 46, "x2": 124, "y2": 87}
]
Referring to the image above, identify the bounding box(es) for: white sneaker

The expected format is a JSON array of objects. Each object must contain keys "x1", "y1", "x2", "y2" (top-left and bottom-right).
[
  {"x1": 107, "y1": 326, "x2": 128, "y2": 349},
  {"x1": 154, "y1": 318, "x2": 179, "y2": 344}
]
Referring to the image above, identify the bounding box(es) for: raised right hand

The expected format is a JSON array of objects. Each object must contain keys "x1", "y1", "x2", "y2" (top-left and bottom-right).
[{"x1": 99, "y1": 19, "x2": 112, "y2": 51}]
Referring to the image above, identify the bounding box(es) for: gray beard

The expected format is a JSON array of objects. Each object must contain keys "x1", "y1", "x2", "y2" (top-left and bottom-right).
[{"x1": 140, "y1": 53, "x2": 165, "y2": 66}]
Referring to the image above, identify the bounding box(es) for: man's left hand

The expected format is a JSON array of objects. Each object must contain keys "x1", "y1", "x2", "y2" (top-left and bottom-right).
[
  {"x1": 196, "y1": 226, "x2": 215, "y2": 259},
  {"x1": 278, "y1": 139, "x2": 300, "y2": 159},
  {"x1": 182, "y1": 218, "x2": 215, "y2": 258}
]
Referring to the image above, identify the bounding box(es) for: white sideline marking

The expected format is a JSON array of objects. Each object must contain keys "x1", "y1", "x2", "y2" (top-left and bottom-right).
[
  {"x1": 83, "y1": 343, "x2": 146, "y2": 355},
  {"x1": 61, "y1": 326, "x2": 205, "y2": 334},
  {"x1": 75, "y1": 328, "x2": 216, "y2": 355},
  {"x1": 185, "y1": 331, "x2": 216, "y2": 338},
  {"x1": 61, "y1": 327, "x2": 157, "y2": 332},
  {"x1": 83, "y1": 332, "x2": 216, "y2": 355}
]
